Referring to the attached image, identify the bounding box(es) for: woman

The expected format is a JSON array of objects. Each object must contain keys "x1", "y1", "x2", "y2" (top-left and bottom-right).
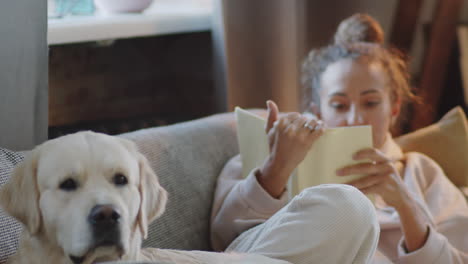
[{"x1": 211, "y1": 14, "x2": 468, "y2": 263}]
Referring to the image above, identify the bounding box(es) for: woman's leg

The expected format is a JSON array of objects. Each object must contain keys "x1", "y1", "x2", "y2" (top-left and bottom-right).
[{"x1": 226, "y1": 184, "x2": 379, "y2": 264}]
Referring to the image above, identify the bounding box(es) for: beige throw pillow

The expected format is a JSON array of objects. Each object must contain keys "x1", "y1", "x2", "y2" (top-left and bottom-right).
[{"x1": 395, "y1": 107, "x2": 468, "y2": 187}]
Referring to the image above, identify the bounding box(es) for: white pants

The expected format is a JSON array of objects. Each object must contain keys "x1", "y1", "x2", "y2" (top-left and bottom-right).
[
  {"x1": 140, "y1": 184, "x2": 378, "y2": 264},
  {"x1": 226, "y1": 184, "x2": 379, "y2": 264}
]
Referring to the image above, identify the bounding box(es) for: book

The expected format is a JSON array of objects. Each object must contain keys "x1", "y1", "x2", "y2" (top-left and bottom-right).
[{"x1": 235, "y1": 107, "x2": 373, "y2": 197}]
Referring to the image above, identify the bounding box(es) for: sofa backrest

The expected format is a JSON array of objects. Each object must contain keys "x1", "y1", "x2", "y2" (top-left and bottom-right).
[
  {"x1": 120, "y1": 112, "x2": 238, "y2": 251},
  {"x1": 0, "y1": 112, "x2": 239, "y2": 262}
]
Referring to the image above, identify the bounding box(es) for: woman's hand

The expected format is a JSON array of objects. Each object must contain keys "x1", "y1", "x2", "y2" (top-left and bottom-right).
[
  {"x1": 337, "y1": 148, "x2": 430, "y2": 252},
  {"x1": 336, "y1": 148, "x2": 408, "y2": 209},
  {"x1": 257, "y1": 100, "x2": 324, "y2": 198}
]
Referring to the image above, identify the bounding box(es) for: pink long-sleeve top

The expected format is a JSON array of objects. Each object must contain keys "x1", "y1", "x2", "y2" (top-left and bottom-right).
[{"x1": 210, "y1": 137, "x2": 468, "y2": 263}]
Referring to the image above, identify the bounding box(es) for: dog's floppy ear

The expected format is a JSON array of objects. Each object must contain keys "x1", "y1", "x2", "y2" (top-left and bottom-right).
[
  {"x1": 116, "y1": 137, "x2": 168, "y2": 239},
  {"x1": 136, "y1": 152, "x2": 168, "y2": 239},
  {"x1": 0, "y1": 149, "x2": 42, "y2": 235}
]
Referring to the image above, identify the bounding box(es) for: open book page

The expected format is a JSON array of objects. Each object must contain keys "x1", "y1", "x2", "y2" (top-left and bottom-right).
[
  {"x1": 235, "y1": 107, "x2": 269, "y2": 178},
  {"x1": 293, "y1": 125, "x2": 373, "y2": 196},
  {"x1": 235, "y1": 107, "x2": 373, "y2": 197}
]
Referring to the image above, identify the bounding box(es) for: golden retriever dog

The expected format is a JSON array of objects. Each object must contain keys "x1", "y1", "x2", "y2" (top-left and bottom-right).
[
  {"x1": 0, "y1": 131, "x2": 289, "y2": 264},
  {"x1": 0, "y1": 131, "x2": 167, "y2": 264}
]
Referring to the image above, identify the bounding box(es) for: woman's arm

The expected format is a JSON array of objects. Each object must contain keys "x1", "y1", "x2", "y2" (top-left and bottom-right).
[
  {"x1": 339, "y1": 150, "x2": 468, "y2": 263},
  {"x1": 211, "y1": 100, "x2": 325, "y2": 251},
  {"x1": 396, "y1": 154, "x2": 468, "y2": 263},
  {"x1": 392, "y1": 187, "x2": 429, "y2": 252},
  {"x1": 336, "y1": 149, "x2": 430, "y2": 251},
  {"x1": 257, "y1": 100, "x2": 324, "y2": 198}
]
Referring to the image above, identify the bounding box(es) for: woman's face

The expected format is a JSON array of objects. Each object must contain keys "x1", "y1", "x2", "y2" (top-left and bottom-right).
[{"x1": 318, "y1": 58, "x2": 400, "y2": 148}]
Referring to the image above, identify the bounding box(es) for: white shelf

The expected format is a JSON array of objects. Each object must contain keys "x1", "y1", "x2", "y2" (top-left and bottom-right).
[{"x1": 47, "y1": 2, "x2": 212, "y2": 45}]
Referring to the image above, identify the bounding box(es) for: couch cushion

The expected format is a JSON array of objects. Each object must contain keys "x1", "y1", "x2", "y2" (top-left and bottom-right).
[
  {"x1": 0, "y1": 148, "x2": 24, "y2": 263},
  {"x1": 120, "y1": 113, "x2": 238, "y2": 251},
  {"x1": 395, "y1": 106, "x2": 468, "y2": 187}
]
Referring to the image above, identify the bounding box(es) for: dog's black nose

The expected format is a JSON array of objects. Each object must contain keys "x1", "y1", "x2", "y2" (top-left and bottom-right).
[
  {"x1": 69, "y1": 255, "x2": 85, "y2": 264},
  {"x1": 88, "y1": 205, "x2": 121, "y2": 247},
  {"x1": 88, "y1": 205, "x2": 120, "y2": 226}
]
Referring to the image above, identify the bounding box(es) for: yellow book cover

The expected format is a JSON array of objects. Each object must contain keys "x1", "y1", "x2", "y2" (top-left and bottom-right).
[{"x1": 235, "y1": 107, "x2": 373, "y2": 197}]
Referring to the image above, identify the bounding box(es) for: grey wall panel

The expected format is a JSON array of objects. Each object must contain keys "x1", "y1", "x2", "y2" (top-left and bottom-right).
[
  {"x1": 0, "y1": 0, "x2": 48, "y2": 151},
  {"x1": 211, "y1": 0, "x2": 228, "y2": 112}
]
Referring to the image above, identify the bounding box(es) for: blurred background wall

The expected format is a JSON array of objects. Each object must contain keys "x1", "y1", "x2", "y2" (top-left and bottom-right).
[
  {"x1": 212, "y1": 0, "x2": 466, "y2": 132},
  {"x1": 213, "y1": 0, "x2": 398, "y2": 112}
]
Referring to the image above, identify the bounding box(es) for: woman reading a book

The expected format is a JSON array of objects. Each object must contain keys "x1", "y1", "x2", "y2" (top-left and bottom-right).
[{"x1": 211, "y1": 14, "x2": 468, "y2": 263}]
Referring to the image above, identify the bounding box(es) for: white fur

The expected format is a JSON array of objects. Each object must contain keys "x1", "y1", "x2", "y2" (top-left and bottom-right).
[{"x1": 0, "y1": 131, "x2": 167, "y2": 264}]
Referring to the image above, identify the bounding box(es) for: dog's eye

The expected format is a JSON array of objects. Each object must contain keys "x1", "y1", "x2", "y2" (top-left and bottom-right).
[
  {"x1": 59, "y1": 178, "x2": 78, "y2": 191},
  {"x1": 113, "y1": 173, "x2": 128, "y2": 186}
]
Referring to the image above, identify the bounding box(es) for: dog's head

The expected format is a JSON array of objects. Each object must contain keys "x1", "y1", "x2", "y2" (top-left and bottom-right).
[{"x1": 0, "y1": 131, "x2": 167, "y2": 263}]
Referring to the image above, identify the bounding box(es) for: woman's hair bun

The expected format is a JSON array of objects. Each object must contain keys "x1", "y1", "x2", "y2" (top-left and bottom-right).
[{"x1": 334, "y1": 13, "x2": 384, "y2": 44}]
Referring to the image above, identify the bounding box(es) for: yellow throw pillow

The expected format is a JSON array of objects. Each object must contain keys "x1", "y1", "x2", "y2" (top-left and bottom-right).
[{"x1": 395, "y1": 107, "x2": 468, "y2": 187}]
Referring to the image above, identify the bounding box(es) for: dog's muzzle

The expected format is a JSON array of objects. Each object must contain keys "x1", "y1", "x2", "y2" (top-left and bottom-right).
[
  {"x1": 88, "y1": 204, "x2": 122, "y2": 247},
  {"x1": 68, "y1": 205, "x2": 123, "y2": 264}
]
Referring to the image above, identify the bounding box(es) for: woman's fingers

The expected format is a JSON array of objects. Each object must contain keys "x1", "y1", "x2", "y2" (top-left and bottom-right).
[
  {"x1": 347, "y1": 174, "x2": 387, "y2": 189},
  {"x1": 359, "y1": 184, "x2": 381, "y2": 195},
  {"x1": 306, "y1": 119, "x2": 325, "y2": 133},
  {"x1": 266, "y1": 109, "x2": 324, "y2": 146},
  {"x1": 284, "y1": 115, "x2": 324, "y2": 142},
  {"x1": 336, "y1": 161, "x2": 393, "y2": 176},
  {"x1": 304, "y1": 120, "x2": 324, "y2": 143},
  {"x1": 336, "y1": 149, "x2": 408, "y2": 208},
  {"x1": 353, "y1": 148, "x2": 391, "y2": 163},
  {"x1": 286, "y1": 114, "x2": 308, "y2": 132},
  {"x1": 335, "y1": 147, "x2": 400, "y2": 176},
  {"x1": 265, "y1": 100, "x2": 280, "y2": 133},
  {"x1": 276, "y1": 112, "x2": 301, "y2": 133}
]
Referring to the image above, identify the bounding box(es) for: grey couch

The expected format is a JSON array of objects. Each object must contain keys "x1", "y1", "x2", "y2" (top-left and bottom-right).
[{"x1": 0, "y1": 112, "x2": 239, "y2": 263}]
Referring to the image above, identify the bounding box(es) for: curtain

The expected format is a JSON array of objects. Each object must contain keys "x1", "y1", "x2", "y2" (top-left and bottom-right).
[{"x1": 0, "y1": 0, "x2": 48, "y2": 150}]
